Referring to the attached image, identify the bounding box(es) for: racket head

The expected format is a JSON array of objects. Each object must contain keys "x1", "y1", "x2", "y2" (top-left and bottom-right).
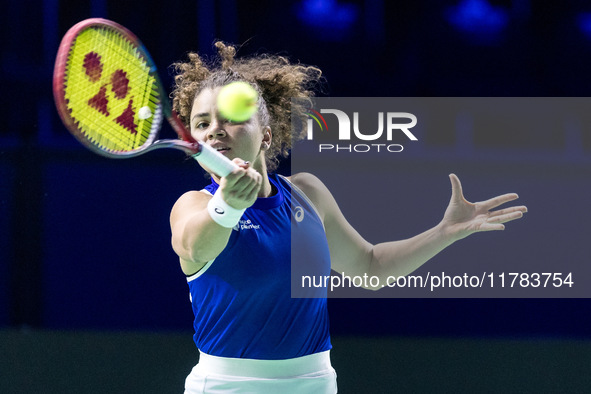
[{"x1": 53, "y1": 18, "x2": 168, "y2": 158}]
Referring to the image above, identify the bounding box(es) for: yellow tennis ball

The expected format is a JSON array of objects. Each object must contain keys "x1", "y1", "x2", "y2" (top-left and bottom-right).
[{"x1": 217, "y1": 81, "x2": 258, "y2": 122}]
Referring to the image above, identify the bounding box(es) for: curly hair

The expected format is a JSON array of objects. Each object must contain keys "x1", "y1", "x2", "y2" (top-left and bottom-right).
[{"x1": 171, "y1": 42, "x2": 323, "y2": 172}]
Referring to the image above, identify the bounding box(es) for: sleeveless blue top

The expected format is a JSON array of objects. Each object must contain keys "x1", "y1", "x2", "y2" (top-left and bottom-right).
[{"x1": 186, "y1": 174, "x2": 332, "y2": 360}]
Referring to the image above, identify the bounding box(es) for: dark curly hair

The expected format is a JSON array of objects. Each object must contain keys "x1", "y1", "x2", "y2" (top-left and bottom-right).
[{"x1": 171, "y1": 42, "x2": 323, "y2": 172}]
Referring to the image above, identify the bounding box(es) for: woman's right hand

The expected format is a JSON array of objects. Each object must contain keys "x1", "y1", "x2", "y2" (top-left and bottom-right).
[{"x1": 218, "y1": 159, "x2": 262, "y2": 210}]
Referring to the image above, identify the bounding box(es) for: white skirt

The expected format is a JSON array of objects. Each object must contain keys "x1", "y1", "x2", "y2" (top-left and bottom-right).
[{"x1": 184, "y1": 350, "x2": 337, "y2": 393}]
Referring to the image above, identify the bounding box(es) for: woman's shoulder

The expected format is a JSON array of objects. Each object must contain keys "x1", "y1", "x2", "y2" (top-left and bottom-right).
[
  {"x1": 170, "y1": 189, "x2": 211, "y2": 217},
  {"x1": 286, "y1": 172, "x2": 334, "y2": 217},
  {"x1": 287, "y1": 172, "x2": 323, "y2": 187},
  {"x1": 175, "y1": 189, "x2": 212, "y2": 203},
  {"x1": 287, "y1": 172, "x2": 325, "y2": 195}
]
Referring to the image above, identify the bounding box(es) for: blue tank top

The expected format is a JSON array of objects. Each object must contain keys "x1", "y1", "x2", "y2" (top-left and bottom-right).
[{"x1": 186, "y1": 174, "x2": 332, "y2": 360}]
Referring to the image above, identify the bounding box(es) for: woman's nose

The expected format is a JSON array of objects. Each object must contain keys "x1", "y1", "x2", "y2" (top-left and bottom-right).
[{"x1": 206, "y1": 121, "x2": 226, "y2": 140}]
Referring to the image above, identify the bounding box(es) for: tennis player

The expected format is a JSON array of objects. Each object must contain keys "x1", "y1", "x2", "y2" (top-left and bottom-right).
[{"x1": 169, "y1": 42, "x2": 527, "y2": 394}]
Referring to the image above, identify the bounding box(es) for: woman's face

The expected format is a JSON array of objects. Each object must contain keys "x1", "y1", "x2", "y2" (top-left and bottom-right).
[{"x1": 189, "y1": 87, "x2": 270, "y2": 172}]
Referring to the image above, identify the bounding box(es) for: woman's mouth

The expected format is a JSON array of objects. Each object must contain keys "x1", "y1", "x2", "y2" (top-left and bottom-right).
[{"x1": 215, "y1": 146, "x2": 231, "y2": 154}]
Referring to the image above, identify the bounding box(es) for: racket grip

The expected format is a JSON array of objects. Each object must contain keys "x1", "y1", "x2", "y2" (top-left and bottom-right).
[{"x1": 192, "y1": 142, "x2": 238, "y2": 177}]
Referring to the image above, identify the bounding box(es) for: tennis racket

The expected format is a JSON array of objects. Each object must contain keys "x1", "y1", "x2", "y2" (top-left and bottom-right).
[{"x1": 53, "y1": 18, "x2": 237, "y2": 177}]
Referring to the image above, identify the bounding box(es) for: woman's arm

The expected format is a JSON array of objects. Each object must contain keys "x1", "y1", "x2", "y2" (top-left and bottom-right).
[
  {"x1": 170, "y1": 161, "x2": 262, "y2": 275},
  {"x1": 291, "y1": 173, "x2": 527, "y2": 290}
]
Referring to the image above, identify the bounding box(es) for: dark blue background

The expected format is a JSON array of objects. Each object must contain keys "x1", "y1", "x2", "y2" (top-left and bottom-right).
[{"x1": 1, "y1": 0, "x2": 590, "y2": 339}]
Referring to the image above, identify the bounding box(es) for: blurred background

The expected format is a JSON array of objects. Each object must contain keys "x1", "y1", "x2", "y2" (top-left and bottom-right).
[{"x1": 1, "y1": 0, "x2": 591, "y2": 392}]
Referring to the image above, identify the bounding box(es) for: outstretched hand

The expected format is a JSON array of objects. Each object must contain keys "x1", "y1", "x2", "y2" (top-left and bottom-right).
[
  {"x1": 219, "y1": 159, "x2": 262, "y2": 210},
  {"x1": 442, "y1": 174, "x2": 528, "y2": 242}
]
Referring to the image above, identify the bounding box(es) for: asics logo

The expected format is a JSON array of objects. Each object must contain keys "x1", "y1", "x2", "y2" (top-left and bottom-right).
[{"x1": 294, "y1": 206, "x2": 305, "y2": 222}]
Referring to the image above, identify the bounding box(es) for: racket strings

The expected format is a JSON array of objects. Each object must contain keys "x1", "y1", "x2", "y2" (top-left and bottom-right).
[{"x1": 62, "y1": 26, "x2": 160, "y2": 153}]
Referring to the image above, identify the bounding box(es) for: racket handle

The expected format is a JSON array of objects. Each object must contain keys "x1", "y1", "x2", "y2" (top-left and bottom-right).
[{"x1": 192, "y1": 142, "x2": 238, "y2": 177}]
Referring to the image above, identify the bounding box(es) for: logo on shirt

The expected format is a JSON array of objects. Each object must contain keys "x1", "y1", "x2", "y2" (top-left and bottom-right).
[
  {"x1": 233, "y1": 219, "x2": 261, "y2": 231},
  {"x1": 294, "y1": 206, "x2": 305, "y2": 222}
]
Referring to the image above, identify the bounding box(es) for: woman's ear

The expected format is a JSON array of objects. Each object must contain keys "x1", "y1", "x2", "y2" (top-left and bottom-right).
[{"x1": 261, "y1": 126, "x2": 272, "y2": 150}]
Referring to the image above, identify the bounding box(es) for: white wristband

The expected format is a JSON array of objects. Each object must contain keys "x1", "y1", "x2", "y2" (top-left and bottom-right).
[{"x1": 207, "y1": 190, "x2": 246, "y2": 228}]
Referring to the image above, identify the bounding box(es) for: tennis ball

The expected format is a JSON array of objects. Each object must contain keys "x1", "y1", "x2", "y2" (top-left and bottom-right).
[{"x1": 217, "y1": 81, "x2": 258, "y2": 122}]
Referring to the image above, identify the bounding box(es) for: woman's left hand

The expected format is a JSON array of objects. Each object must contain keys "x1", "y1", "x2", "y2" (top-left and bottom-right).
[{"x1": 441, "y1": 174, "x2": 528, "y2": 241}]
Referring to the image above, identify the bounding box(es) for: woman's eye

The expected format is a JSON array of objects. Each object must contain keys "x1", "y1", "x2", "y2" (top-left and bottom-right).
[{"x1": 195, "y1": 121, "x2": 209, "y2": 130}]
